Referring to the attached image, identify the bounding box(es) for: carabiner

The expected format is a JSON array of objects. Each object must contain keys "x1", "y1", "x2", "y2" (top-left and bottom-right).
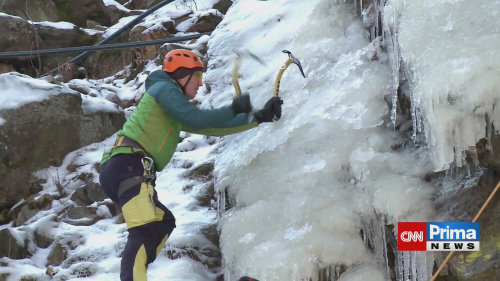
[{"x1": 141, "y1": 156, "x2": 154, "y2": 172}]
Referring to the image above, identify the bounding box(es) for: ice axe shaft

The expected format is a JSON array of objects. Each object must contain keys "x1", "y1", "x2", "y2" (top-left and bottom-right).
[
  {"x1": 232, "y1": 54, "x2": 242, "y2": 96},
  {"x1": 273, "y1": 50, "x2": 306, "y2": 96},
  {"x1": 232, "y1": 50, "x2": 267, "y2": 96}
]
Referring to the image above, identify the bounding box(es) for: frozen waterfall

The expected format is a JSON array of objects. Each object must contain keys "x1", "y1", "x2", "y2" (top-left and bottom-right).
[{"x1": 202, "y1": 0, "x2": 500, "y2": 280}]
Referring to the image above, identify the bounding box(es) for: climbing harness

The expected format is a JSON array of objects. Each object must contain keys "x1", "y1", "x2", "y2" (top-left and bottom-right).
[
  {"x1": 232, "y1": 49, "x2": 306, "y2": 97},
  {"x1": 430, "y1": 180, "x2": 499, "y2": 281},
  {"x1": 113, "y1": 135, "x2": 149, "y2": 154},
  {"x1": 112, "y1": 136, "x2": 157, "y2": 197},
  {"x1": 119, "y1": 155, "x2": 157, "y2": 228},
  {"x1": 117, "y1": 156, "x2": 156, "y2": 198}
]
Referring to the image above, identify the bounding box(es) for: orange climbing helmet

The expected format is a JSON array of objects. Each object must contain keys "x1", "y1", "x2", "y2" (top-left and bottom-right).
[{"x1": 163, "y1": 49, "x2": 204, "y2": 73}]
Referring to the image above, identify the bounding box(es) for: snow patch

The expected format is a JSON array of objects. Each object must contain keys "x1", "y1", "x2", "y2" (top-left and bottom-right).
[
  {"x1": 31, "y1": 20, "x2": 76, "y2": 30},
  {"x1": 102, "y1": 15, "x2": 138, "y2": 38},
  {"x1": 0, "y1": 12, "x2": 24, "y2": 20},
  {"x1": 96, "y1": 205, "x2": 112, "y2": 219},
  {"x1": 0, "y1": 73, "x2": 77, "y2": 111},
  {"x1": 80, "y1": 94, "x2": 122, "y2": 114},
  {"x1": 103, "y1": 0, "x2": 132, "y2": 12}
]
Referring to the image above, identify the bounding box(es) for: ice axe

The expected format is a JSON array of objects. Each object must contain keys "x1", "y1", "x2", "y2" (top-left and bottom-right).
[
  {"x1": 232, "y1": 49, "x2": 267, "y2": 97},
  {"x1": 273, "y1": 50, "x2": 306, "y2": 96},
  {"x1": 232, "y1": 53, "x2": 243, "y2": 96}
]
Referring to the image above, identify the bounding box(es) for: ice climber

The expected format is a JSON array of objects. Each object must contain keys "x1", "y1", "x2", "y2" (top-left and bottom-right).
[{"x1": 99, "y1": 49, "x2": 283, "y2": 281}]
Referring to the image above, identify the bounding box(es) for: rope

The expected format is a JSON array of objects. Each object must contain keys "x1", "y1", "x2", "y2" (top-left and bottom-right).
[
  {"x1": 0, "y1": 33, "x2": 210, "y2": 59},
  {"x1": 430, "y1": 180, "x2": 500, "y2": 281}
]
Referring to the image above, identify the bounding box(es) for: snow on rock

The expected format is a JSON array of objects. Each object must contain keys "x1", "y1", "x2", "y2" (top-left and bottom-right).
[
  {"x1": 30, "y1": 21, "x2": 77, "y2": 30},
  {"x1": 81, "y1": 95, "x2": 121, "y2": 114},
  {"x1": 96, "y1": 205, "x2": 112, "y2": 219},
  {"x1": 0, "y1": 73, "x2": 126, "y2": 211},
  {"x1": 0, "y1": 12, "x2": 24, "y2": 20},
  {"x1": 103, "y1": 0, "x2": 133, "y2": 13},
  {"x1": 102, "y1": 15, "x2": 139, "y2": 38},
  {"x1": 0, "y1": 73, "x2": 78, "y2": 111}
]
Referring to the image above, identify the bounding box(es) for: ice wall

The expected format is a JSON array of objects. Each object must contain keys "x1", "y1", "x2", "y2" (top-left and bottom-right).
[
  {"x1": 205, "y1": 0, "x2": 435, "y2": 280},
  {"x1": 385, "y1": 0, "x2": 500, "y2": 171}
]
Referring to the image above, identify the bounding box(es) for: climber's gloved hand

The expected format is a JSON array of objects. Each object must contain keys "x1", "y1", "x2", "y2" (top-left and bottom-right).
[
  {"x1": 254, "y1": 96, "x2": 283, "y2": 123},
  {"x1": 231, "y1": 94, "x2": 252, "y2": 114}
]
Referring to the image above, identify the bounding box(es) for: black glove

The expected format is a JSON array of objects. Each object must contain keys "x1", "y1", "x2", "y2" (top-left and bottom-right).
[
  {"x1": 254, "y1": 96, "x2": 283, "y2": 123},
  {"x1": 231, "y1": 94, "x2": 252, "y2": 114}
]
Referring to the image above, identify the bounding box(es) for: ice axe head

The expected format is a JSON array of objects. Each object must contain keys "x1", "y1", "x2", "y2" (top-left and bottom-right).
[
  {"x1": 282, "y1": 50, "x2": 306, "y2": 78},
  {"x1": 234, "y1": 49, "x2": 268, "y2": 67},
  {"x1": 273, "y1": 50, "x2": 306, "y2": 96}
]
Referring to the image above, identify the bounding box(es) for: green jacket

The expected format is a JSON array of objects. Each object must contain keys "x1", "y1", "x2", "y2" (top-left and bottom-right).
[{"x1": 102, "y1": 70, "x2": 258, "y2": 171}]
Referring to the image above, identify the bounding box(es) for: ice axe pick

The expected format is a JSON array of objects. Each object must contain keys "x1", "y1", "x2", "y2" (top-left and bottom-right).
[{"x1": 274, "y1": 50, "x2": 306, "y2": 96}]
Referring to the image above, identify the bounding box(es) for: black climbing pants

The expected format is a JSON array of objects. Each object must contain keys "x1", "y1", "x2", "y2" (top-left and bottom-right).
[{"x1": 99, "y1": 153, "x2": 176, "y2": 281}]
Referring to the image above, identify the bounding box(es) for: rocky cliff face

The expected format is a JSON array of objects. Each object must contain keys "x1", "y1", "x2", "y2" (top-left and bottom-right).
[
  {"x1": 0, "y1": 84, "x2": 125, "y2": 211},
  {"x1": 0, "y1": 0, "x2": 229, "y2": 79},
  {"x1": 0, "y1": 70, "x2": 126, "y2": 216}
]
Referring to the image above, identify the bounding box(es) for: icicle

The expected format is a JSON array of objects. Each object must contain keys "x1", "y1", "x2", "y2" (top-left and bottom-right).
[
  {"x1": 390, "y1": 75, "x2": 399, "y2": 127},
  {"x1": 397, "y1": 251, "x2": 405, "y2": 281},
  {"x1": 361, "y1": 225, "x2": 368, "y2": 245},
  {"x1": 426, "y1": 252, "x2": 435, "y2": 281},
  {"x1": 415, "y1": 252, "x2": 427, "y2": 281},
  {"x1": 375, "y1": 0, "x2": 380, "y2": 37},
  {"x1": 486, "y1": 121, "x2": 492, "y2": 151},
  {"x1": 396, "y1": 251, "x2": 403, "y2": 281},
  {"x1": 404, "y1": 251, "x2": 411, "y2": 281},
  {"x1": 380, "y1": 0, "x2": 385, "y2": 45},
  {"x1": 386, "y1": 0, "x2": 401, "y2": 128},
  {"x1": 217, "y1": 185, "x2": 227, "y2": 220},
  {"x1": 224, "y1": 263, "x2": 231, "y2": 281},
  {"x1": 411, "y1": 104, "x2": 417, "y2": 140},
  {"x1": 411, "y1": 252, "x2": 417, "y2": 281},
  {"x1": 409, "y1": 71, "x2": 423, "y2": 140},
  {"x1": 466, "y1": 162, "x2": 471, "y2": 178},
  {"x1": 381, "y1": 217, "x2": 391, "y2": 280}
]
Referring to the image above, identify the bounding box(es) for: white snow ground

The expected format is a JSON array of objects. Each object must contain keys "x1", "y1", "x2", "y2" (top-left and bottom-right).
[{"x1": 0, "y1": 0, "x2": 499, "y2": 281}]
